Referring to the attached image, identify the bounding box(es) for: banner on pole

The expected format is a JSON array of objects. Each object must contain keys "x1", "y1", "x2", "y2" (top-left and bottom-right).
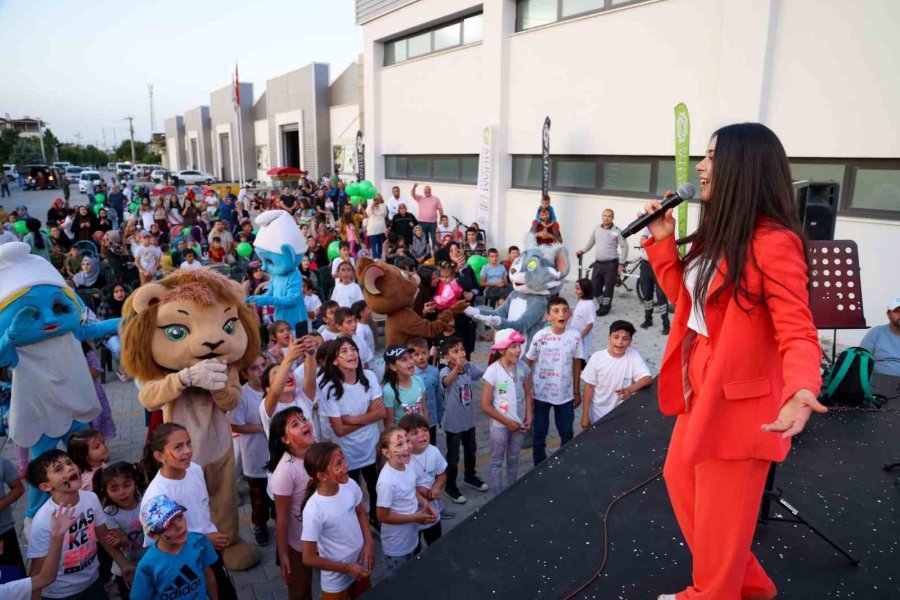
[
  {"x1": 674, "y1": 103, "x2": 690, "y2": 256},
  {"x1": 355, "y1": 130, "x2": 365, "y2": 182},
  {"x1": 541, "y1": 116, "x2": 551, "y2": 197},
  {"x1": 475, "y1": 126, "x2": 492, "y2": 232}
]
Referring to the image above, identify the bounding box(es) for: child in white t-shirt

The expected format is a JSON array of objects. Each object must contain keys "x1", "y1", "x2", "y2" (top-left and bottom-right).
[
  {"x1": 525, "y1": 297, "x2": 585, "y2": 466},
  {"x1": 481, "y1": 329, "x2": 532, "y2": 497},
  {"x1": 229, "y1": 354, "x2": 272, "y2": 545},
  {"x1": 331, "y1": 261, "x2": 364, "y2": 308},
  {"x1": 0, "y1": 504, "x2": 76, "y2": 600},
  {"x1": 580, "y1": 320, "x2": 653, "y2": 428},
  {"x1": 259, "y1": 338, "x2": 318, "y2": 439},
  {"x1": 318, "y1": 300, "x2": 342, "y2": 342},
  {"x1": 25, "y1": 450, "x2": 134, "y2": 598},
  {"x1": 301, "y1": 443, "x2": 374, "y2": 599},
  {"x1": 336, "y1": 308, "x2": 374, "y2": 371},
  {"x1": 568, "y1": 278, "x2": 596, "y2": 361},
  {"x1": 374, "y1": 427, "x2": 436, "y2": 577},
  {"x1": 399, "y1": 414, "x2": 447, "y2": 547},
  {"x1": 303, "y1": 276, "x2": 323, "y2": 326}
]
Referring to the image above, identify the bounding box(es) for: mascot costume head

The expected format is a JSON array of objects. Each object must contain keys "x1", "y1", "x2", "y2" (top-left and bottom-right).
[
  {"x1": 121, "y1": 268, "x2": 261, "y2": 570},
  {"x1": 356, "y1": 256, "x2": 466, "y2": 347},
  {"x1": 465, "y1": 234, "x2": 570, "y2": 349},
  {"x1": 0, "y1": 242, "x2": 121, "y2": 517},
  {"x1": 244, "y1": 209, "x2": 308, "y2": 330}
]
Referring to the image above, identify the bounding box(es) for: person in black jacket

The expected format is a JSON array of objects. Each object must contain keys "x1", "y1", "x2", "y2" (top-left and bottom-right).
[{"x1": 389, "y1": 203, "x2": 418, "y2": 245}]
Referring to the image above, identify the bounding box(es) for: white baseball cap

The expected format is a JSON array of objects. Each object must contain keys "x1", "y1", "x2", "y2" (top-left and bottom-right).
[{"x1": 888, "y1": 296, "x2": 900, "y2": 311}]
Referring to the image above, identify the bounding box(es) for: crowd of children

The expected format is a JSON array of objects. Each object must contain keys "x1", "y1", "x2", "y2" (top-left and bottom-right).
[{"x1": 0, "y1": 186, "x2": 662, "y2": 599}]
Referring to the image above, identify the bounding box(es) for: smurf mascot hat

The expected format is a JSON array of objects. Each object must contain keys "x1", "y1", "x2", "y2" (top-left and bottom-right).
[
  {"x1": 254, "y1": 210, "x2": 307, "y2": 255},
  {"x1": 0, "y1": 242, "x2": 67, "y2": 305}
]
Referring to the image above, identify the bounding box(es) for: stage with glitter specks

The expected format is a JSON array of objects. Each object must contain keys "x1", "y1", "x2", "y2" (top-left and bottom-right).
[{"x1": 366, "y1": 381, "x2": 900, "y2": 599}]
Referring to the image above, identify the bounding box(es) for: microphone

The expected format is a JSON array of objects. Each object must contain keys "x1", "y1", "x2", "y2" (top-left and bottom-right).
[{"x1": 620, "y1": 183, "x2": 695, "y2": 238}]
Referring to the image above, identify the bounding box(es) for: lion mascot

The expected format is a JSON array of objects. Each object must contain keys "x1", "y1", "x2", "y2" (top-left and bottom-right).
[
  {"x1": 356, "y1": 256, "x2": 466, "y2": 347},
  {"x1": 120, "y1": 269, "x2": 261, "y2": 570}
]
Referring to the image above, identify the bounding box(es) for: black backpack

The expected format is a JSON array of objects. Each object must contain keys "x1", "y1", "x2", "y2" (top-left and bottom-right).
[{"x1": 821, "y1": 347, "x2": 885, "y2": 407}]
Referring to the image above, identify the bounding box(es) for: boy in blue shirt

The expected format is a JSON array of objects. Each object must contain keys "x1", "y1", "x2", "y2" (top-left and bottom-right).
[
  {"x1": 408, "y1": 337, "x2": 443, "y2": 445},
  {"x1": 534, "y1": 194, "x2": 557, "y2": 224},
  {"x1": 131, "y1": 495, "x2": 218, "y2": 600}
]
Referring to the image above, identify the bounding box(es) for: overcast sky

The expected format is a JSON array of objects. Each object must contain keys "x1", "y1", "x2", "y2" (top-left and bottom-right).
[{"x1": 0, "y1": 0, "x2": 362, "y2": 148}]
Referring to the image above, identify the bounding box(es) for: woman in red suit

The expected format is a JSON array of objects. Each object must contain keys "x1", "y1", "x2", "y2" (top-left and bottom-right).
[{"x1": 644, "y1": 123, "x2": 827, "y2": 600}]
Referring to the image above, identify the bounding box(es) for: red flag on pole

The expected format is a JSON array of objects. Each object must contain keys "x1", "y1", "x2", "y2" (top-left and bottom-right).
[{"x1": 233, "y1": 63, "x2": 240, "y2": 109}]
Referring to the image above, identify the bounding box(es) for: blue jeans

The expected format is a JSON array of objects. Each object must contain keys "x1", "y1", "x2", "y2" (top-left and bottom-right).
[
  {"x1": 26, "y1": 421, "x2": 91, "y2": 518},
  {"x1": 532, "y1": 399, "x2": 574, "y2": 465},
  {"x1": 367, "y1": 233, "x2": 385, "y2": 259},
  {"x1": 419, "y1": 222, "x2": 437, "y2": 249}
]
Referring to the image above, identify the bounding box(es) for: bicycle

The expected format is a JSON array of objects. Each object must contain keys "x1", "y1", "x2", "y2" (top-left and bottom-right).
[{"x1": 577, "y1": 248, "x2": 644, "y2": 297}]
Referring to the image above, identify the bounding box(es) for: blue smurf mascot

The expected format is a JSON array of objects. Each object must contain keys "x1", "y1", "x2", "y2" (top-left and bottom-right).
[
  {"x1": 0, "y1": 242, "x2": 120, "y2": 517},
  {"x1": 465, "y1": 235, "x2": 570, "y2": 350},
  {"x1": 245, "y1": 210, "x2": 308, "y2": 331}
]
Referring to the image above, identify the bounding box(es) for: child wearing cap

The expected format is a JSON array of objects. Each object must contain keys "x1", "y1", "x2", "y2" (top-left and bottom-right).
[
  {"x1": 131, "y1": 495, "x2": 219, "y2": 600},
  {"x1": 580, "y1": 320, "x2": 653, "y2": 429},
  {"x1": 382, "y1": 346, "x2": 428, "y2": 428},
  {"x1": 481, "y1": 329, "x2": 533, "y2": 497}
]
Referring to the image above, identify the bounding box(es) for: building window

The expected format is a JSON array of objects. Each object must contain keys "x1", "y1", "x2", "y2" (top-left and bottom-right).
[
  {"x1": 555, "y1": 158, "x2": 596, "y2": 189},
  {"x1": 512, "y1": 156, "x2": 543, "y2": 189},
  {"x1": 849, "y1": 167, "x2": 900, "y2": 214},
  {"x1": 383, "y1": 12, "x2": 484, "y2": 66},
  {"x1": 517, "y1": 0, "x2": 653, "y2": 31},
  {"x1": 655, "y1": 159, "x2": 701, "y2": 196},
  {"x1": 384, "y1": 155, "x2": 479, "y2": 184}
]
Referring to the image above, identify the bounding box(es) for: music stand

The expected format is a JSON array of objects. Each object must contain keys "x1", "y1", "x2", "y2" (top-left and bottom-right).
[{"x1": 757, "y1": 240, "x2": 865, "y2": 565}]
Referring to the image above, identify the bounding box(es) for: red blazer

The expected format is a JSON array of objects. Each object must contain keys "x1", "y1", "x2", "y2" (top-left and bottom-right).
[{"x1": 645, "y1": 224, "x2": 822, "y2": 465}]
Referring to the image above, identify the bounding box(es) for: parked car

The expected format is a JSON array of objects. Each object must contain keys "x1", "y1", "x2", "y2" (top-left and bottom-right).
[
  {"x1": 53, "y1": 161, "x2": 72, "y2": 170},
  {"x1": 23, "y1": 164, "x2": 60, "y2": 190},
  {"x1": 107, "y1": 162, "x2": 115, "y2": 171},
  {"x1": 173, "y1": 170, "x2": 216, "y2": 185},
  {"x1": 78, "y1": 170, "x2": 102, "y2": 193},
  {"x1": 116, "y1": 162, "x2": 133, "y2": 179},
  {"x1": 150, "y1": 168, "x2": 169, "y2": 183},
  {"x1": 2, "y1": 164, "x2": 18, "y2": 180},
  {"x1": 65, "y1": 166, "x2": 83, "y2": 184}
]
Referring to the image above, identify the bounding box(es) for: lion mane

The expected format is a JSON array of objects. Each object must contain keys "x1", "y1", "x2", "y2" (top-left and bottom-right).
[{"x1": 120, "y1": 269, "x2": 261, "y2": 382}]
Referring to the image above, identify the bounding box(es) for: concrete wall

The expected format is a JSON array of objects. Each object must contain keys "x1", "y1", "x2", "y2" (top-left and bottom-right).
[
  {"x1": 265, "y1": 64, "x2": 332, "y2": 179},
  {"x1": 183, "y1": 106, "x2": 213, "y2": 174},
  {"x1": 210, "y1": 82, "x2": 255, "y2": 182},
  {"x1": 361, "y1": 0, "x2": 900, "y2": 346},
  {"x1": 164, "y1": 116, "x2": 185, "y2": 172}
]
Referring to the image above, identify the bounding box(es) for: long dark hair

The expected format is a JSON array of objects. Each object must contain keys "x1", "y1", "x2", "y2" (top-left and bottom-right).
[
  {"x1": 265, "y1": 406, "x2": 307, "y2": 473},
  {"x1": 93, "y1": 461, "x2": 146, "y2": 513},
  {"x1": 67, "y1": 428, "x2": 103, "y2": 474},
  {"x1": 139, "y1": 423, "x2": 188, "y2": 482},
  {"x1": 301, "y1": 441, "x2": 341, "y2": 511},
  {"x1": 681, "y1": 123, "x2": 806, "y2": 316},
  {"x1": 26, "y1": 218, "x2": 46, "y2": 249},
  {"x1": 318, "y1": 337, "x2": 369, "y2": 401}
]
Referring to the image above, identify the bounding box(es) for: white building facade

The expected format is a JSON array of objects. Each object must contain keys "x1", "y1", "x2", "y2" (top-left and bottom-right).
[{"x1": 359, "y1": 0, "x2": 900, "y2": 345}]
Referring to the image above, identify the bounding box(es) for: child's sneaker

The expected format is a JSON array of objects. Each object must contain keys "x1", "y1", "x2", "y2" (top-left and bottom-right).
[
  {"x1": 464, "y1": 476, "x2": 488, "y2": 492},
  {"x1": 445, "y1": 487, "x2": 467, "y2": 504}
]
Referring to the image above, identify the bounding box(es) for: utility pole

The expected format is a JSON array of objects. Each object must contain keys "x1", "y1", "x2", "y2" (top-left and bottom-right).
[
  {"x1": 38, "y1": 118, "x2": 47, "y2": 163},
  {"x1": 74, "y1": 132, "x2": 82, "y2": 147},
  {"x1": 124, "y1": 116, "x2": 136, "y2": 164},
  {"x1": 102, "y1": 127, "x2": 107, "y2": 150},
  {"x1": 147, "y1": 84, "x2": 157, "y2": 133}
]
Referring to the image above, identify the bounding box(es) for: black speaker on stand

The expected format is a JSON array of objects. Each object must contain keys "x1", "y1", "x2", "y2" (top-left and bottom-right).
[{"x1": 795, "y1": 180, "x2": 839, "y2": 241}]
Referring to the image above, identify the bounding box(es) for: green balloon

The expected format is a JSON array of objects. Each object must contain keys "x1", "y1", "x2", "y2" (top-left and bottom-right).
[
  {"x1": 236, "y1": 242, "x2": 253, "y2": 258},
  {"x1": 467, "y1": 254, "x2": 489, "y2": 275},
  {"x1": 92, "y1": 204, "x2": 102, "y2": 216},
  {"x1": 345, "y1": 182, "x2": 360, "y2": 196},
  {"x1": 327, "y1": 240, "x2": 341, "y2": 262},
  {"x1": 94, "y1": 193, "x2": 104, "y2": 204},
  {"x1": 129, "y1": 201, "x2": 139, "y2": 212},
  {"x1": 349, "y1": 195, "x2": 363, "y2": 207},
  {"x1": 13, "y1": 221, "x2": 27, "y2": 235},
  {"x1": 360, "y1": 180, "x2": 377, "y2": 199}
]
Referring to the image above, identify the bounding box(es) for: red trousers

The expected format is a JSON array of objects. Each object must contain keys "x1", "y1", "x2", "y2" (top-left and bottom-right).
[{"x1": 663, "y1": 335, "x2": 776, "y2": 600}]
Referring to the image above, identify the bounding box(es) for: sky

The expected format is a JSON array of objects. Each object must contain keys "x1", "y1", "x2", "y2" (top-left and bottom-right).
[{"x1": 0, "y1": 0, "x2": 362, "y2": 148}]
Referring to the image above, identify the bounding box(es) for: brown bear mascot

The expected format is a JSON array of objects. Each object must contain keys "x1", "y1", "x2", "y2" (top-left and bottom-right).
[
  {"x1": 356, "y1": 256, "x2": 467, "y2": 346},
  {"x1": 120, "y1": 269, "x2": 261, "y2": 570}
]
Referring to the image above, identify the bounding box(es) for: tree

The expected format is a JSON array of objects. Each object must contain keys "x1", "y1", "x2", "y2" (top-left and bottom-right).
[
  {"x1": 42, "y1": 128, "x2": 60, "y2": 163},
  {"x1": 83, "y1": 145, "x2": 110, "y2": 167},
  {"x1": 10, "y1": 137, "x2": 43, "y2": 167},
  {"x1": 0, "y1": 128, "x2": 20, "y2": 164},
  {"x1": 113, "y1": 139, "x2": 148, "y2": 162}
]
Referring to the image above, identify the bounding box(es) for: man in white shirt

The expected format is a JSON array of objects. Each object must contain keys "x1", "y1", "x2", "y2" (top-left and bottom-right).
[
  {"x1": 385, "y1": 185, "x2": 404, "y2": 220},
  {"x1": 580, "y1": 320, "x2": 652, "y2": 428}
]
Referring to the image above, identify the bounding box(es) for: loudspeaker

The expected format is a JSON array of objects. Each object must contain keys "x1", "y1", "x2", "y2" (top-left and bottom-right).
[{"x1": 795, "y1": 180, "x2": 839, "y2": 241}]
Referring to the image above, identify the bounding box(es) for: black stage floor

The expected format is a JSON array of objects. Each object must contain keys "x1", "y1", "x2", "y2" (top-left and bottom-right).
[{"x1": 367, "y1": 381, "x2": 900, "y2": 599}]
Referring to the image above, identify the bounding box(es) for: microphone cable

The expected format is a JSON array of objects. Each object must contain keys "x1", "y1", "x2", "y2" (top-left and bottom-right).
[{"x1": 561, "y1": 467, "x2": 664, "y2": 600}]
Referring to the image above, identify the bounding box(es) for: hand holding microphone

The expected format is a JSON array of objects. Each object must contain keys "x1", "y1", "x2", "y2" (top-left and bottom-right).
[{"x1": 621, "y1": 182, "x2": 695, "y2": 241}]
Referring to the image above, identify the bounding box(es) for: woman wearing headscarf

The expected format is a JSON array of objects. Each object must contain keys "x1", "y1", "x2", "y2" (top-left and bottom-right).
[
  {"x1": 73, "y1": 255, "x2": 106, "y2": 290},
  {"x1": 409, "y1": 224, "x2": 431, "y2": 265},
  {"x1": 72, "y1": 205, "x2": 97, "y2": 242},
  {"x1": 46, "y1": 197, "x2": 68, "y2": 227}
]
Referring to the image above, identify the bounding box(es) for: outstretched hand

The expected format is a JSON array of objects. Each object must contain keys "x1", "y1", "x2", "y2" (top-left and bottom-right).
[{"x1": 761, "y1": 389, "x2": 827, "y2": 439}]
